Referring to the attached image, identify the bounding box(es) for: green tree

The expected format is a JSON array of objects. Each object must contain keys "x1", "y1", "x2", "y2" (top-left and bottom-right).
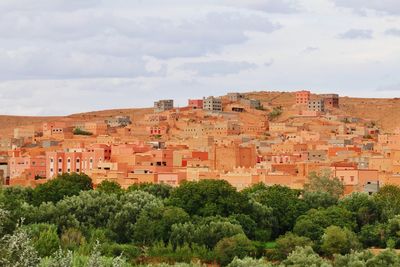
[
  {"x1": 109, "y1": 191, "x2": 163, "y2": 243},
  {"x1": 358, "y1": 223, "x2": 386, "y2": 248},
  {"x1": 96, "y1": 180, "x2": 123, "y2": 195},
  {"x1": 168, "y1": 180, "x2": 249, "y2": 217},
  {"x1": 214, "y1": 234, "x2": 256, "y2": 266},
  {"x1": 304, "y1": 171, "x2": 344, "y2": 199},
  {"x1": 0, "y1": 228, "x2": 40, "y2": 267},
  {"x1": 321, "y1": 226, "x2": 361, "y2": 256},
  {"x1": 333, "y1": 250, "x2": 374, "y2": 267},
  {"x1": 293, "y1": 206, "x2": 356, "y2": 242},
  {"x1": 25, "y1": 224, "x2": 60, "y2": 257},
  {"x1": 251, "y1": 185, "x2": 307, "y2": 237},
  {"x1": 339, "y1": 192, "x2": 380, "y2": 227},
  {"x1": 282, "y1": 246, "x2": 332, "y2": 267},
  {"x1": 366, "y1": 249, "x2": 400, "y2": 267},
  {"x1": 303, "y1": 191, "x2": 338, "y2": 210},
  {"x1": 127, "y1": 183, "x2": 173, "y2": 199},
  {"x1": 275, "y1": 232, "x2": 313, "y2": 260},
  {"x1": 374, "y1": 185, "x2": 400, "y2": 221},
  {"x1": 31, "y1": 173, "x2": 93, "y2": 206},
  {"x1": 228, "y1": 257, "x2": 272, "y2": 267}
]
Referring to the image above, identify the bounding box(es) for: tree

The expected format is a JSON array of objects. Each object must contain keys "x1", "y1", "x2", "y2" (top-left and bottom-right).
[
  {"x1": 31, "y1": 173, "x2": 93, "y2": 206},
  {"x1": 195, "y1": 218, "x2": 245, "y2": 249},
  {"x1": 109, "y1": 191, "x2": 163, "y2": 243},
  {"x1": 293, "y1": 206, "x2": 356, "y2": 242},
  {"x1": 54, "y1": 190, "x2": 120, "y2": 231},
  {"x1": 25, "y1": 224, "x2": 60, "y2": 257},
  {"x1": 303, "y1": 191, "x2": 338, "y2": 210},
  {"x1": 214, "y1": 234, "x2": 256, "y2": 266},
  {"x1": 127, "y1": 183, "x2": 173, "y2": 199},
  {"x1": 0, "y1": 228, "x2": 40, "y2": 267},
  {"x1": 168, "y1": 180, "x2": 249, "y2": 217},
  {"x1": 333, "y1": 250, "x2": 374, "y2": 267},
  {"x1": 96, "y1": 180, "x2": 123, "y2": 195},
  {"x1": 321, "y1": 226, "x2": 361, "y2": 256},
  {"x1": 61, "y1": 228, "x2": 86, "y2": 251},
  {"x1": 228, "y1": 257, "x2": 272, "y2": 267},
  {"x1": 251, "y1": 185, "x2": 307, "y2": 237},
  {"x1": 282, "y1": 246, "x2": 332, "y2": 267},
  {"x1": 366, "y1": 249, "x2": 400, "y2": 267},
  {"x1": 339, "y1": 192, "x2": 380, "y2": 227},
  {"x1": 304, "y1": 170, "x2": 344, "y2": 199},
  {"x1": 275, "y1": 232, "x2": 313, "y2": 260},
  {"x1": 374, "y1": 185, "x2": 400, "y2": 221},
  {"x1": 359, "y1": 223, "x2": 386, "y2": 248}
]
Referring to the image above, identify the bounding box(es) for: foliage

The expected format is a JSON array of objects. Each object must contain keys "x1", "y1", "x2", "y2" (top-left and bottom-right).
[
  {"x1": 274, "y1": 232, "x2": 313, "y2": 260},
  {"x1": 268, "y1": 106, "x2": 283, "y2": 120},
  {"x1": 127, "y1": 183, "x2": 173, "y2": 199},
  {"x1": 304, "y1": 171, "x2": 344, "y2": 199},
  {"x1": 281, "y1": 246, "x2": 332, "y2": 267},
  {"x1": 228, "y1": 257, "x2": 272, "y2": 267},
  {"x1": 293, "y1": 206, "x2": 356, "y2": 242},
  {"x1": 0, "y1": 228, "x2": 40, "y2": 267},
  {"x1": 31, "y1": 173, "x2": 93, "y2": 206},
  {"x1": 374, "y1": 185, "x2": 400, "y2": 221},
  {"x1": 168, "y1": 180, "x2": 249, "y2": 217},
  {"x1": 73, "y1": 128, "x2": 93, "y2": 136},
  {"x1": 96, "y1": 180, "x2": 123, "y2": 195},
  {"x1": 214, "y1": 234, "x2": 256, "y2": 266},
  {"x1": 320, "y1": 226, "x2": 361, "y2": 256},
  {"x1": 251, "y1": 185, "x2": 307, "y2": 237},
  {"x1": 25, "y1": 223, "x2": 60, "y2": 257}
]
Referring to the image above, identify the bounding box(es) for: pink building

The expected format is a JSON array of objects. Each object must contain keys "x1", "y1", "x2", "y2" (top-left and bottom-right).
[
  {"x1": 296, "y1": 90, "x2": 311, "y2": 105},
  {"x1": 46, "y1": 145, "x2": 110, "y2": 178},
  {"x1": 188, "y1": 99, "x2": 204, "y2": 109},
  {"x1": 9, "y1": 150, "x2": 46, "y2": 179}
]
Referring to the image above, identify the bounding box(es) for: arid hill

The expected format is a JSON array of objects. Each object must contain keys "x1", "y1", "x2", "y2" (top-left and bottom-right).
[{"x1": 0, "y1": 92, "x2": 399, "y2": 136}]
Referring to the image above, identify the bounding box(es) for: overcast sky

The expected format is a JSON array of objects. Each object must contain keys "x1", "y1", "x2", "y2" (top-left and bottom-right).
[{"x1": 0, "y1": 0, "x2": 400, "y2": 115}]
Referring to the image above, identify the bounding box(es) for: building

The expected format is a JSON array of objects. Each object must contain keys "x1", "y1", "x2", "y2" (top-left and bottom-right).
[
  {"x1": 203, "y1": 96, "x2": 222, "y2": 112},
  {"x1": 188, "y1": 99, "x2": 203, "y2": 109},
  {"x1": 296, "y1": 90, "x2": 311, "y2": 105},
  {"x1": 154, "y1": 100, "x2": 174, "y2": 112},
  {"x1": 14, "y1": 126, "x2": 35, "y2": 140},
  {"x1": 308, "y1": 99, "x2": 325, "y2": 112},
  {"x1": 227, "y1": 93, "x2": 245, "y2": 102},
  {"x1": 106, "y1": 116, "x2": 131, "y2": 127},
  {"x1": 240, "y1": 98, "x2": 261, "y2": 109},
  {"x1": 320, "y1": 94, "x2": 339, "y2": 108}
]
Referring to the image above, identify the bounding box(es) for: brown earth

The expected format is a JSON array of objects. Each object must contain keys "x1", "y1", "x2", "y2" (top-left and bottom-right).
[{"x1": 0, "y1": 91, "x2": 399, "y2": 136}]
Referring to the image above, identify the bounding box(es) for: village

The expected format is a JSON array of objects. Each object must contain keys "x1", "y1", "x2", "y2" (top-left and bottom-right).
[{"x1": 1, "y1": 90, "x2": 399, "y2": 195}]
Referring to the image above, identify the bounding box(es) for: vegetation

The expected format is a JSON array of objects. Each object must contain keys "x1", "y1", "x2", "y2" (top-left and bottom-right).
[
  {"x1": 73, "y1": 128, "x2": 93, "y2": 136},
  {"x1": 2, "y1": 172, "x2": 400, "y2": 266},
  {"x1": 267, "y1": 106, "x2": 283, "y2": 120}
]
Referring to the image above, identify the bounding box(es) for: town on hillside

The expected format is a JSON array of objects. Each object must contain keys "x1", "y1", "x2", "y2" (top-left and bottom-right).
[{"x1": 1, "y1": 90, "x2": 398, "y2": 195}]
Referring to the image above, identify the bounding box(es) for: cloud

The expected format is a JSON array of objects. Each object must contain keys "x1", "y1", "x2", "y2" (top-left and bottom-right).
[
  {"x1": 385, "y1": 28, "x2": 400, "y2": 37},
  {"x1": 338, "y1": 29, "x2": 373, "y2": 39},
  {"x1": 182, "y1": 60, "x2": 258, "y2": 76},
  {"x1": 224, "y1": 0, "x2": 300, "y2": 13},
  {"x1": 0, "y1": 6, "x2": 280, "y2": 80},
  {"x1": 332, "y1": 0, "x2": 400, "y2": 15},
  {"x1": 377, "y1": 83, "x2": 400, "y2": 91},
  {"x1": 303, "y1": 46, "x2": 319, "y2": 53}
]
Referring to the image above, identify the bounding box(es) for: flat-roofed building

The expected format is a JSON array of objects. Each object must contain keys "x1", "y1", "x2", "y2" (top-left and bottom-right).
[
  {"x1": 154, "y1": 99, "x2": 174, "y2": 112},
  {"x1": 203, "y1": 96, "x2": 222, "y2": 112}
]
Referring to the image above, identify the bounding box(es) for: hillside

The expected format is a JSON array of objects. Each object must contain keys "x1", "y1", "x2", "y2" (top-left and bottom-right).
[{"x1": 1, "y1": 92, "x2": 399, "y2": 136}]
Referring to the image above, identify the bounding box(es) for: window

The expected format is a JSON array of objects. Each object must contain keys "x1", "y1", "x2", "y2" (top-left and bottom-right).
[{"x1": 350, "y1": 176, "x2": 354, "y2": 182}]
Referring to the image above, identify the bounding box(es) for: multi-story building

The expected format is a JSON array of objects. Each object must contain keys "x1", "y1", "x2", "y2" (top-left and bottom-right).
[
  {"x1": 203, "y1": 96, "x2": 222, "y2": 112},
  {"x1": 154, "y1": 100, "x2": 174, "y2": 112},
  {"x1": 296, "y1": 90, "x2": 311, "y2": 105},
  {"x1": 308, "y1": 99, "x2": 325, "y2": 112},
  {"x1": 320, "y1": 94, "x2": 339, "y2": 108},
  {"x1": 188, "y1": 99, "x2": 203, "y2": 109}
]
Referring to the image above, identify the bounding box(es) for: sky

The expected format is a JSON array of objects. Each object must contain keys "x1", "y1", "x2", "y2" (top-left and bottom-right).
[{"x1": 0, "y1": 0, "x2": 400, "y2": 116}]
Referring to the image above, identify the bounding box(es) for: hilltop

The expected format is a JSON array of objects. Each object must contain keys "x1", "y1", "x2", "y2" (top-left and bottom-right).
[{"x1": 1, "y1": 91, "x2": 399, "y2": 136}]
